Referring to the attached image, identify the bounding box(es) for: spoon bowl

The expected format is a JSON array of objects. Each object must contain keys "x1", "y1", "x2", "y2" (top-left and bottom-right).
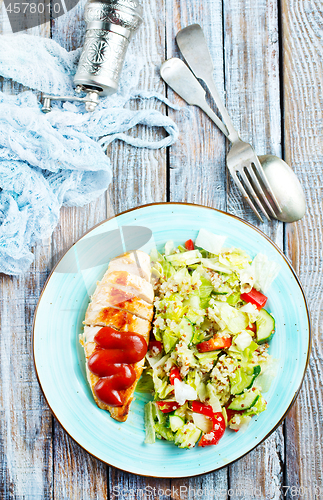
[{"x1": 259, "y1": 155, "x2": 306, "y2": 223}]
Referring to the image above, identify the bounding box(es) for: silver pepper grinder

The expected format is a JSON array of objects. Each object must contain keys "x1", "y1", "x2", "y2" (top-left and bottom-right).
[{"x1": 42, "y1": 0, "x2": 143, "y2": 112}]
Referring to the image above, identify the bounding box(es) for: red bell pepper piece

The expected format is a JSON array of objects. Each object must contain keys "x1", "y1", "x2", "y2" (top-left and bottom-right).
[
  {"x1": 240, "y1": 288, "x2": 267, "y2": 310},
  {"x1": 156, "y1": 401, "x2": 181, "y2": 413},
  {"x1": 148, "y1": 340, "x2": 163, "y2": 356},
  {"x1": 191, "y1": 401, "x2": 214, "y2": 419},
  {"x1": 197, "y1": 334, "x2": 232, "y2": 353},
  {"x1": 169, "y1": 366, "x2": 181, "y2": 386},
  {"x1": 185, "y1": 239, "x2": 195, "y2": 251},
  {"x1": 191, "y1": 401, "x2": 226, "y2": 446},
  {"x1": 198, "y1": 412, "x2": 226, "y2": 446}
]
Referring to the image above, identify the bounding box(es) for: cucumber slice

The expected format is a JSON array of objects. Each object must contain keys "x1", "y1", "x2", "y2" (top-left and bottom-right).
[
  {"x1": 247, "y1": 365, "x2": 261, "y2": 389},
  {"x1": 174, "y1": 423, "x2": 202, "y2": 448},
  {"x1": 179, "y1": 318, "x2": 194, "y2": 343},
  {"x1": 230, "y1": 365, "x2": 261, "y2": 395},
  {"x1": 244, "y1": 393, "x2": 267, "y2": 415},
  {"x1": 228, "y1": 389, "x2": 260, "y2": 411},
  {"x1": 256, "y1": 309, "x2": 275, "y2": 344},
  {"x1": 169, "y1": 415, "x2": 185, "y2": 432}
]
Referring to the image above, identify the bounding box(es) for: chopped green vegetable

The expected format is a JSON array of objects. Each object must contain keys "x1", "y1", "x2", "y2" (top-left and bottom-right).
[
  {"x1": 146, "y1": 231, "x2": 279, "y2": 448},
  {"x1": 136, "y1": 371, "x2": 154, "y2": 393},
  {"x1": 144, "y1": 402, "x2": 156, "y2": 444}
]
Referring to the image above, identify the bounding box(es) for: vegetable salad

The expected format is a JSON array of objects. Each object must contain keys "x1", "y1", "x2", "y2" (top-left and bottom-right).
[{"x1": 140, "y1": 229, "x2": 280, "y2": 449}]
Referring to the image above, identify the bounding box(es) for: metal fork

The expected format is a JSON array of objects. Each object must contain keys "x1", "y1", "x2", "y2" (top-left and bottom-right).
[{"x1": 175, "y1": 24, "x2": 282, "y2": 222}]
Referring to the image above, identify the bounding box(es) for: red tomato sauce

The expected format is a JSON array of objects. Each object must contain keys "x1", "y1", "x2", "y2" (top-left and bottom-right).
[{"x1": 88, "y1": 326, "x2": 147, "y2": 406}]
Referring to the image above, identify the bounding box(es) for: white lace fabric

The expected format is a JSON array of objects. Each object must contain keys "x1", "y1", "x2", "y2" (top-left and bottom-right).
[{"x1": 0, "y1": 34, "x2": 179, "y2": 275}]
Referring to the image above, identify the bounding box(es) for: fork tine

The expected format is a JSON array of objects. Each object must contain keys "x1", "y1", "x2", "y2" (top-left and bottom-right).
[
  {"x1": 230, "y1": 171, "x2": 265, "y2": 223},
  {"x1": 245, "y1": 166, "x2": 277, "y2": 218},
  {"x1": 238, "y1": 169, "x2": 271, "y2": 221},
  {"x1": 252, "y1": 156, "x2": 282, "y2": 213}
]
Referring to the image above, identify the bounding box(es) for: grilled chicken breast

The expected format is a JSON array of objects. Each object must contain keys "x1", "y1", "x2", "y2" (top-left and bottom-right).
[
  {"x1": 107, "y1": 251, "x2": 151, "y2": 282},
  {"x1": 82, "y1": 250, "x2": 153, "y2": 422},
  {"x1": 99, "y1": 270, "x2": 154, "y2": 304},
  {"x1": 83, "y1": 324, "x2": 151, "y2": 422},
  {"x1": 84, "y1": 304, "x2": 151, "y2": 331},
  {"x1": 86, "y1": 285, "x2": 153, "y2": 322}
]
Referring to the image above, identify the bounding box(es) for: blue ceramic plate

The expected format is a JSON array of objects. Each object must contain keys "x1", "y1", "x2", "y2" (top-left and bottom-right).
[{"x1": 33, "y1": 203, "x2": 310, "y2": 477}]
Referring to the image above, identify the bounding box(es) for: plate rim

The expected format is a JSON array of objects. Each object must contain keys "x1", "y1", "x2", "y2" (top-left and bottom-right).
[{"x1": 32, "y1": 202, "x2": 312, "y2": 477}]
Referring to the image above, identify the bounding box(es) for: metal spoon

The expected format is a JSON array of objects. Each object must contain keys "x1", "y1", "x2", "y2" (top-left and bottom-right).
[
  {"x1": 160, "y1": 36, "x2": 306, "y2": 223},
  {"x1": 258, "y1": 155, "x2": 306, "y2": 223}
]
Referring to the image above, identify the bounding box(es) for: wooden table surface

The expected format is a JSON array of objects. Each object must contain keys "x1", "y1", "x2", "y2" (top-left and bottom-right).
[{"x1": 1, "y1": 0, "x2": 322, "y2": 498}]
